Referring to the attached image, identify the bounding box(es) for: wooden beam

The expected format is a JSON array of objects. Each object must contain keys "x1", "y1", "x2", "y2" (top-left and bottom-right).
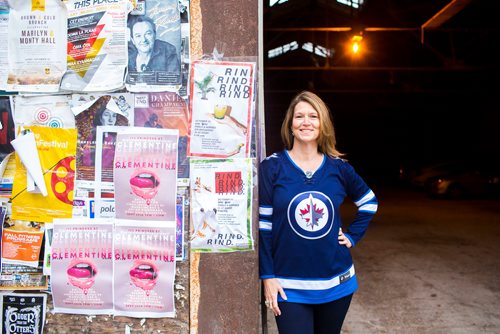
[{"x1": 421, "y1": 0, "x2": 473, "y2": 43}]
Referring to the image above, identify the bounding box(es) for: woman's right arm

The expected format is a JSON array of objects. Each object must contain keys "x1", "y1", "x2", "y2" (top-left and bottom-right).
[{"x1": 259, "y1": 155, "x2": 287, "y2": 316}]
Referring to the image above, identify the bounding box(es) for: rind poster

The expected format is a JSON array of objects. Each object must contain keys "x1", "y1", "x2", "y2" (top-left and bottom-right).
[
  {"x1": 113, "y1": 128, "x2": 178, "y2": 221},
  {"x1": 61, "y1": 0, "x2": 129, "y2": 92},
  {"x1": 190, "y1": 158, "x2": 253, "y2": 252},
  {"x1": 51, "y1": 218, "x2": 114, "y2": 315},
  {"x1": 188, "y1": 60, "x2": 255, "y2": 158},
  {"x1": 113, "y1": 219, "x2": 176, "y2": 318},
  {"x1": 6, "y1": 0, "x2": 67, "y2": 92}
]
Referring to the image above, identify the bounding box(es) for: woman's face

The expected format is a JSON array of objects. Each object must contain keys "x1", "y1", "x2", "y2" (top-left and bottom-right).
[
  {"x1": 291, "y1": 101, "x2": 320, "y2": 145},
  {"x1": 101, "y1": 109, "x2": 117, "y2": 126}
]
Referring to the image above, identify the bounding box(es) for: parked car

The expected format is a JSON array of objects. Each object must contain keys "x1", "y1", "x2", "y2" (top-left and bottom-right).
[
  {"x1": 399, "y1": 160, "x2": 471, "y2": 189},
  {"x1": 427, "y1": 169, "x2": 500, "y2": 199}
]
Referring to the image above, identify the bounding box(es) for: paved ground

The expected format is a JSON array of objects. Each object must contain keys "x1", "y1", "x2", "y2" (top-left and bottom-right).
[{"x1": 264, "y1": 185, "x2": 500, "y2": 333}]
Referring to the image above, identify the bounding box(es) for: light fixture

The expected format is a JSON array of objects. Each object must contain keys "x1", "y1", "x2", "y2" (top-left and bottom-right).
[{"x1": 350, "y1": 34, "x2": 363, "y2": 55}]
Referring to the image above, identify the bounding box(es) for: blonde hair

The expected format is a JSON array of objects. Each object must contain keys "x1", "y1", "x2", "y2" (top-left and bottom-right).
[{"x1": 280, "y1": 91, "x2": 343, "y2": 158}]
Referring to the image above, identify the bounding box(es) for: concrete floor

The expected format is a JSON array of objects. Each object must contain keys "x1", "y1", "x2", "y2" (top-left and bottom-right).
[{"x1": 264, "y1": 185, "x2": 500, "y2": 333}]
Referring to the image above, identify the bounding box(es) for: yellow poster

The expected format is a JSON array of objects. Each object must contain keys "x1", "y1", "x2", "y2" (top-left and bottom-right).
[{"x1": 11, "y1": 126, "x2": 77, "y2": 223}]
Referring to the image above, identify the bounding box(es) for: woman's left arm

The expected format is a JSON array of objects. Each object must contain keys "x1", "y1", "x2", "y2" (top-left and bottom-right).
[{"x1": 340, "y1": 162, "x2": 378, "y2": 247}]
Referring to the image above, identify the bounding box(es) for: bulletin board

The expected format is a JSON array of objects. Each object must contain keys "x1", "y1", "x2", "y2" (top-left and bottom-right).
[{"x1": 0, "y1": 0, "x2": 260, "y2": 332}]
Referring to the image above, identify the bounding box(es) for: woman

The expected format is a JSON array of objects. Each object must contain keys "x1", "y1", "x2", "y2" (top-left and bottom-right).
[{"x1": 259, "y1": 91, "x2": 378, "y2": 333}]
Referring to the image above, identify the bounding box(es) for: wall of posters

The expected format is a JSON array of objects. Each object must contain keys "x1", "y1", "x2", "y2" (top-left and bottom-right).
[
  {"x1": 0, "y1": 0, "x2": 259, "y2": 328},
  {"x1": 188, "y1": 60, "x2": 255, "y2": 158},
  {"x1": 190, "y1": 158, "x2": 253, "y2": 252}
]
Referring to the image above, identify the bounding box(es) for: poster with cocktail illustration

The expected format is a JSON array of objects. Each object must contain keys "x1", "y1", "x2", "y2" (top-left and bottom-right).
[{"x1": 187, "y1": 60, "x2": 255, "y2": 158}]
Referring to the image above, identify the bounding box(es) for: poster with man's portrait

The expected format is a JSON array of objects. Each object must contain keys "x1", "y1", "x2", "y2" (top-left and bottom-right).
[{"x1": 126, "y1": 0, "x2": 182, "y2": 92}]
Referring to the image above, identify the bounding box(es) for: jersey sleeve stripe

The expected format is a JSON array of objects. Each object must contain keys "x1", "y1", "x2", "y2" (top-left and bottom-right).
[
  {"x1": 259, "y1": 206, "x2": 273, "y2": 216},
  {"x1": 358, "y1": 203, "x2": 378, "y2": 213},
  {"x1": 354, "y1": 190, "x2": 375, "y2": 207},
  {"x1": 259, "y1": 220, "x2": 272, "y2": 231}
]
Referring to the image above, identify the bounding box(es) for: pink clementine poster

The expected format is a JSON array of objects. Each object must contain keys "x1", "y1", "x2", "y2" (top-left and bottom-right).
[
  {"x1": 51, "y1": 218, "x2": 114, "y2": 315},
  {"x1": 113, "y1": 128, "x2": 178, "y2": 221},
  {"x1": 113, "y1": 219, "x2": 176, "y2": 318}
]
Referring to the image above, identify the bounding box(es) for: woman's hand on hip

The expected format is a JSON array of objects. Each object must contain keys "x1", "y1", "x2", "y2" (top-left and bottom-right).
[{"x1": 338, "y1": 228, "x2": 352, "y2": 248}]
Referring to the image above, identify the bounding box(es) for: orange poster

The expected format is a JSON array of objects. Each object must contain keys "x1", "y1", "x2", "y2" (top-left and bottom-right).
[
  {"x1": 11, "y1": 126, "x2": 77, "y2": 223},
  {"x1": 1, "y1": 220, "x2": 44, "y2": 267}
]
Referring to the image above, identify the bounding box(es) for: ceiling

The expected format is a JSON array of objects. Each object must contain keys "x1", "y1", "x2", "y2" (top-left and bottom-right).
[
  {"x1": 262, "y1": 0, "x2": 500, "y2": 176},
  {"x1": 264, "y1": 0, "x2": 500, "y2": 71}
]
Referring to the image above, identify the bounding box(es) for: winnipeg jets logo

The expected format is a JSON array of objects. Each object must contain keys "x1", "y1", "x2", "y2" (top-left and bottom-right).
[
  {"x1": 299, "y1": 194, "x2": 325, "y2": 230},
  {"x1": 288, "y1": 191, "x2": 334, "y2": 239}
]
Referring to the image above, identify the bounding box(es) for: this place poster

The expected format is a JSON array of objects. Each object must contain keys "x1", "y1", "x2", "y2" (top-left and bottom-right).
[
  {"x1": 51, "y1": 218, "x2": 114, "y2": 315},
  {"x1": 189, "y1": 158, "x2": 253, "y2": 252},
  {"x1": 113, "y1": 219, "x2": 176, "y2": 318},
  {"x1": 188, "y1": 61, "x2": 255, "y2": 158},
  {"x1": 113, "y1": 128, "x2": 178, "y2": 221},
  {"x1": 61, "y1": 0, "x2": 128, "y2": 92}
]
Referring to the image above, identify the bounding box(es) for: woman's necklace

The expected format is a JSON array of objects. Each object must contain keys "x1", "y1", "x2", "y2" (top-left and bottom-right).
[{"x1": 289, "y1": 150, "x2": 322, "y2": 179}]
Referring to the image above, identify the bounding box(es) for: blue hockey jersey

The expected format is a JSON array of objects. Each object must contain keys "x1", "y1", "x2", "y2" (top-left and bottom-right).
[{"x1": 259, "y1": 150, "x2": 378, "y2": 304}]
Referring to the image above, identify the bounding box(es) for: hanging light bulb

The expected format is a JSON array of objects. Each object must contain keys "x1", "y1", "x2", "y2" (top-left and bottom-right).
[{"x1": 350, "y1": 34, "x2": 363, "y2": 55}]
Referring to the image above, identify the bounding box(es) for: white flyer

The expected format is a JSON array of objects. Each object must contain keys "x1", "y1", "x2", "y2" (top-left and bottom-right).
[{"x1": 6, "y1": 0, "x2": 67, "y2": 92}]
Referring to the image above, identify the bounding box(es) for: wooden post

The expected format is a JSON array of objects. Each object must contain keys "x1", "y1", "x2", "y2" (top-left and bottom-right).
[{"x1": 189, "y1": 0, "x2": 260, "y2": 333}]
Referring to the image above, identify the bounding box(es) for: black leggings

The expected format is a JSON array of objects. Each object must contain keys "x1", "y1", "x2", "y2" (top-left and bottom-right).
[{"x1": 275, "y1": 294, "x2": 353, "y2": 334}]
